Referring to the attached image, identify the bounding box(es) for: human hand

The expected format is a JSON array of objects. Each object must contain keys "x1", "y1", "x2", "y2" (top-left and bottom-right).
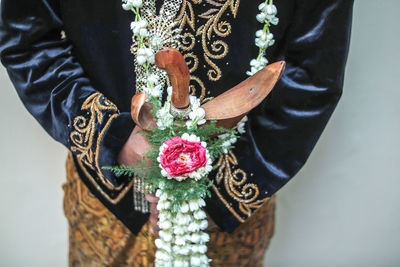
[
  {"x1": 118, "y1": 126, "x2": 219, "y2": 237},
  {"x1": 145, "y1": 193, "x2": 160, "y2": 236},
  {"x1": 118, "y1": 125, "x2": 152, "y2": 167}
]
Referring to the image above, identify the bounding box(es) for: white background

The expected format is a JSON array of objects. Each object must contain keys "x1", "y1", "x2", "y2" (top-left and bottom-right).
[{"x1": 0, "y1": 1, "x2": 399, "y2": 266}]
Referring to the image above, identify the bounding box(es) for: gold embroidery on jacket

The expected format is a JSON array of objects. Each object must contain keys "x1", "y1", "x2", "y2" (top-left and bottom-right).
[
  {"x1": 77, "y1": 159, "x2": 133, "y2": 205},
  {"x1": 177, "y1": 0, "x2": 240, "y2": 100},
  {"x1": 213, "y1": 150, "x2": 270, "y2": 221},
  {"x1": 70, "y1": 92, "x2": 121, "y2": 191},
  {"x1": 177, "y1": 1, "x2": 269, "y2": 221}
]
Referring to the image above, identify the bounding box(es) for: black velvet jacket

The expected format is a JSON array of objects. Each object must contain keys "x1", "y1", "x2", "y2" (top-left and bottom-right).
[{"x1": 0, "y1": 0, "x2": 354, "y2": 234}]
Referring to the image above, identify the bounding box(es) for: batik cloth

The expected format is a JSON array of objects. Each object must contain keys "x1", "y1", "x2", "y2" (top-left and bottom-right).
[{"x1": 63, "y1": 153, "x2": 276, "y2": 267}]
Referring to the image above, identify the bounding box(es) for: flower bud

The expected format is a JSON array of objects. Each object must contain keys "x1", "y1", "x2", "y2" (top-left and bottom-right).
[
  {"x1": 256, "y1": 13, "x2": 266, "y2": 23},
  {"x1": 136, "y1": 55, "x2": 146, "y2": 65},
  {"x1": 199, "y1": 219, "x2": 208, "y2": 230},
  {"x1": 194, "y1": 210, "x2": 207, "y2": 220}
]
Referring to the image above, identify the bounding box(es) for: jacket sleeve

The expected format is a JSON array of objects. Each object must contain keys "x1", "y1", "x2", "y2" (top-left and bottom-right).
[
  {"x1": 205, "y1": 0, "x2": 354, "y2": 232},
  {"x1": 0, "y1": 0, "x2": 134, "y2": 187}
]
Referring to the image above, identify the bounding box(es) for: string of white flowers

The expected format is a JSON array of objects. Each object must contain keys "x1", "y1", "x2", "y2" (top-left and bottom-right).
[
  {"x1": 218, "y1": 0, "x2": 279, "y2": 153},
  {"x1": 155, "y1": 133, "x2": 212, "y2": 267},
  {"x1": 121, "y1": 0, "x2": 278, "y2": 266},
  {"x1": 247, "y1": 0, "x2": 279, "y2": 76}
]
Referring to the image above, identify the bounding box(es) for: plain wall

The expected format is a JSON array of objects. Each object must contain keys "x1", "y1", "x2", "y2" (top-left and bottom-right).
[{"x1": 0, "y1": 0, "x2": 399, "y2": 266}]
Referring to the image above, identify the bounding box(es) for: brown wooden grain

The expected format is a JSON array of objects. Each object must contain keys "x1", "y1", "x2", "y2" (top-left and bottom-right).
[
  {"x1": 130, "y1": 92, "x2": 156, "y2": 130},
  {"x1": 201, "y1": 61, "x2": 286, "y2": 121},
  {"x1": 131, "y1": 48, "x2": 286, "y2": 133},
  {"x1": 155, "y1": 48, "x2": 190, "y2": 109}
]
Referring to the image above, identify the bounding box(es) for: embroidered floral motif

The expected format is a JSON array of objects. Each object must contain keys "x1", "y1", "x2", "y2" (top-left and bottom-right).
[
  {"x1": 70, "y1": 92, "x2": 120, "y2": 191},
  {"x1": 213, "y1": 150, "x2": 270, "y2": 222},
  {"x1": 177, "y1": 0, "x2": 240, "y2": 101},
  {"x1": 177, "y1": 1, "x2": 268, "y2": 221}
]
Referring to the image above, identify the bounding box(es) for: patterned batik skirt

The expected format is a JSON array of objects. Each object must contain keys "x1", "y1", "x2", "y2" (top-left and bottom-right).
[{"x1": 63, "y1": 154, "x2": 276, "y2": 267}]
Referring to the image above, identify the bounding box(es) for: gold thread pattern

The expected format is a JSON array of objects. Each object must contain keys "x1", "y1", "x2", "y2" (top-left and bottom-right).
[
  {"x1": 177, "y1": 1, "x2": 269, "y2": 221},
  {"x1": 70, "y1": 92, "x2": 122, "y2": 191},
  {"x1": 213, "y1": 150, "x2": 270, "y2": 222},
  {"x1": 178, "y1": 0, "x2": 240, "y2": 82}
]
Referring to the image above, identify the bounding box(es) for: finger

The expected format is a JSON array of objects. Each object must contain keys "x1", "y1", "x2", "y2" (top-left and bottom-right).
[
  {"x1": 149, "y1": 213, "x2": 158, "y2": 225},
  {"x1": 150, "y1": 209, "x2": 159, "y2": 218},
  {"x1": 151, "y1": 225, "x2": 160, "y2": 237},
  {"x1": 145, "y1": 193, "x2": 158, "y2": 203},
  {"x1": 150, "y1": 203, "x2": 159, "y2": 215}
]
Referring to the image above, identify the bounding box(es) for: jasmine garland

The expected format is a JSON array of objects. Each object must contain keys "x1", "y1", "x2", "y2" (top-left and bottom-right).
[{"x1": 107, "y1": 0, "x2": 279, "y2": 266}]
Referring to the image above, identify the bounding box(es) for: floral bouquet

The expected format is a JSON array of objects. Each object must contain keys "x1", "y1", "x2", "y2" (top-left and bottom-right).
[{"x1": 106, "y1": 0, "x2": 284, "y2": 266}]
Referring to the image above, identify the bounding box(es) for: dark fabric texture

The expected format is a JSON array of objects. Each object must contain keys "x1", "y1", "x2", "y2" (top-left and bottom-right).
[{"x1": 0, "y1": 0, "x2": 354, "y2": 234}]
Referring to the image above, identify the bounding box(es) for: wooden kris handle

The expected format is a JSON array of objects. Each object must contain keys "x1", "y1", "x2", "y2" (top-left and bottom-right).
[
  {"x1": 155, "y1": 48, "x2": 190, "y2": 109},
  {"x1": 131, "y1": 92, "x2": 157, "y2": 131}
]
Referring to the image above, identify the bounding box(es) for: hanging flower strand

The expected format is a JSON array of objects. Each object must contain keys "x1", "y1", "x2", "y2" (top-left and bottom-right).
[
  {"x1": 247, "y1": 0, "x2": 279, "y2": 76},
  {"x1": 107, "y1": 1, "x2": 280, "y2": 266}
]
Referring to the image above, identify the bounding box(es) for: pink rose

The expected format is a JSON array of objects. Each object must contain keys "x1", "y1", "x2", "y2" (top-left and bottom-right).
[{"x1": 160, "y1": 136, "x2": 207, "y2": 178}]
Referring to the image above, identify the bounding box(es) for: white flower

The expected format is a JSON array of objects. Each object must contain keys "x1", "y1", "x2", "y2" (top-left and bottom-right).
[
  {"x1": 122, "y1": 2, "x2": 133, "y2": 11},
  {"x1": 237, "y1": 116, "x2": 248, "y2": 134},
  {"x1": 180, "y1": 202, "x2": 189, "y2": 213},
  {"x1": 155, "y1": 250, "x2": 169, "y2": 261},
  {"x1": 130, "y1": 0, "x2": 143, "y2": 8},
  {"x1": 157, "y1": 199, "x2": 171, "y2": 210},
  {"x1": 199, "y1": 245, "x2": 208, "y2": 254},
  {"x1": 247, "y1": 55, "x2": 269, "y2": 75},
  {"x1": 200, "y1": 232, "x2": 210, "y2": 243},
  {"x1": 160, "y1": 169, "x2": 169, "y2": 177},
  {"x1": 189, "y1": 200, "x2": 200, "y2": 211},
  {"x1": 143, "y1": 84, "x2": 162, "y2": 98},
  {"x1": 159, "y1": 220, "x2": 172, "y2": 229},
  {"x1": 174, "y1": 259, "x2": 186, "y2": 267},
  {"x1": 175, "y1": 245, "x2": 190, "y2": 255},
  {"x1": 173, "y1": 226, "x2": 186, "y2": 235},
  {"x1": 200, "y1": 254, "x2": 211, "y2": 265},
  {"x1": 192, "y1": 244, "x2": 208, "y2": 254},
  {"x1": 156, "y1": 102, "x2": 174, "y2": 130},
  {"x1": 190, "y1": 233, "x2": 201, "y2": 243},
  {"x1": 188, "y1": 221, "x2": 201, "y2": 232},
  {"x1": 270, "y1": 16, "x2": 279, "y2": 25},
  {"x1": 256, "y1": 12, "x2": 266, "y2": 23},
  {"x1": 136, "y1": 47, "x2": 154, "y2": 65},
  {"x1": 190, "y1": 256, "x2": 201, "y2": 266},
  {"x1": 155, "y1": 239, "x2": 172, "y2": 252},
  {"x1": 159, "y1": 211, "x2": 171, "y2": 221},
  {"x1": 187, "y1": 107, "x2": 206, "y2": 128},
  {"x1": 147, "y1": 74, "x2": 159, "y2": 86},
  {"x1": 198, "y1": 198, "x2": 206, "y2": 208},
  {"x1": 199, "y1": 219, "x2": 208, "y2": 230},
  {"x1": 186, "y1": 96, "x2": 207, "y2": 128},
  {"x1": 218, "y1": 132, "x2": 238, "y2": 154},
  {"x1": 189, "y1": 95, "x2": 201, "y2": 108},
  {"x1": 136, "y1": 55, "x2": 147, "y2": 65},
  {"x1": 155, "y1": 238, "x2": 163, "y2": 248},
  {"x1": 159, "y1": 230, "x2": 173, "y2": 242},
  {"x1": 193, "y1": 210, "x2": 207, "y2": 220},
  {"x1": 180, "y1": 133, "x2": 200, "y2": 142},
  {"x1": 255, "y1": 31, "x2": 274, "y2": 49},
  {"x1": 249, "y1": 3, "x2": 279, "y2": 76},
  {"x1": 175, "y1": 235, "x2": 187, "y2": 246},
  {"x1": 176, "y1": 213, "x2": 191, "y2": 225},
  {"x1": 130, "y1": 19, "x2": 148, "y2": 37},
  {"x1": 258, "y1": 3, "x2": 278, "y2": 24}
]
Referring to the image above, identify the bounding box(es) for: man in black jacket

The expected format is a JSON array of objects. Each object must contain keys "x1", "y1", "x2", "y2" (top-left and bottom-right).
[{"x1": 0, "y1": 0, "x2": 354, "y2": 265}]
